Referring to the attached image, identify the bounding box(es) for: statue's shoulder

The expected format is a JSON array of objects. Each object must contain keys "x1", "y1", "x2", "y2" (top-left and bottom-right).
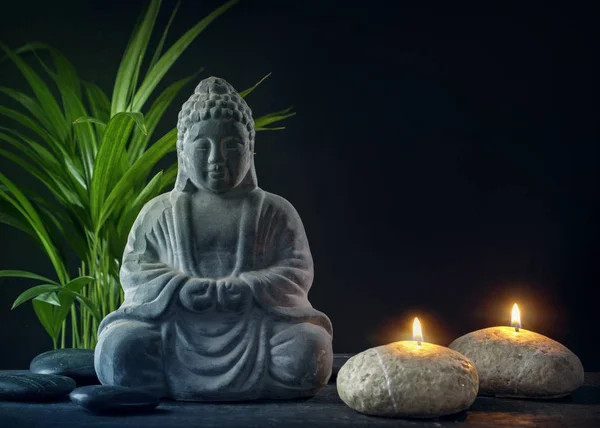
[
  {"x1": 260, "y1": 190, "x2": 302, "y2": 220},
  {"x1": 135, "y1": 191, "x2": 176, "y2": 225}
]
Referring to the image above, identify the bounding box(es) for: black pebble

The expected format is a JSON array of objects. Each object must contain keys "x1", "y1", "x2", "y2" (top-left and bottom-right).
[
  {"x1": 70, "y1": 385, "x2": 160, "y2": 414},
  {"x1": 30, "y1": 348, "x2": 98, "y2": 385},
  {"x1": 0, "y1": 373, "x2": 76, "y2": 401}
]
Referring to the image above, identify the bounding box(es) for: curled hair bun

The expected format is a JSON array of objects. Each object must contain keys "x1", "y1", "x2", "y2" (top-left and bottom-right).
[{"x1": 194, "y1": 77, "x2": 236, "y2": 96}]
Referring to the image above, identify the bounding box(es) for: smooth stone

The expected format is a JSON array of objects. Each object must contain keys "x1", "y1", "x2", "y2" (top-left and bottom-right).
[
  {"x1": 337, "y1": 342, "x2": 479, "y2": 418},
  {"x1": 0, "y1": 373, "x2": 76, "y2": 401},
  {"x1": 70, "y1": 385, "x2": 160, "y2": 414},
  {"x1": 329, "y1": 353, "x2": 354, "y2": 383},
  {"x1": 449, "y1": 326, "x2": 584, "y2": 399},
  {"x1": 30, "y1": 348, "x2": 98, "y2": 385}
]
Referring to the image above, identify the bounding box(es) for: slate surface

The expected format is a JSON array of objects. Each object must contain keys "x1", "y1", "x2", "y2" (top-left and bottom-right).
[{"x1": 0, "y1": 360, "x2": 599, "y2": 427}]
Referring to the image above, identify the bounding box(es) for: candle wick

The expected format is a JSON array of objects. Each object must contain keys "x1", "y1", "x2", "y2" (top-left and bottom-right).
[
  {"x1": 514, "y1": 326, "x2": 520, "y2": 332},
  {"x1": 417, "y1": 339, "x2": 422, "y2": 346}
]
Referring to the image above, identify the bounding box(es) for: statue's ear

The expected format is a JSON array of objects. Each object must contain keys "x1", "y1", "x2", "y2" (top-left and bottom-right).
[{"x1": 175, "y1": 161, "x2": 196, "y2": 193}]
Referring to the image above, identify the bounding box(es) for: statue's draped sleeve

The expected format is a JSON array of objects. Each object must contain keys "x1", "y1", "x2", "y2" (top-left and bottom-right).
[
  {"x1": 239, "y1": 193, "x2": 333, "y2": 335},
  {"x1": 98, "y1": 194, "x2": 190, "y2": 334}
]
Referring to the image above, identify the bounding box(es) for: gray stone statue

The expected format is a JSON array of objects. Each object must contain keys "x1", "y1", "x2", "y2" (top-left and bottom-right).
[{"x1": 94, "y1": 77, "x2": 333, "y2": 401}]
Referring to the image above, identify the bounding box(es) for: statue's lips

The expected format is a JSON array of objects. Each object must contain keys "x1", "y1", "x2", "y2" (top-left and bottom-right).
[{"x1": 208, "y1": 171, "x2": 226, "y2": 179}]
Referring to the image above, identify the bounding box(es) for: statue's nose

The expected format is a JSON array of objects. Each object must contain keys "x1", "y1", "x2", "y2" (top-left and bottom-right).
[{"x1": 208, "y1": 142, "x2": 225, "y2": 164}]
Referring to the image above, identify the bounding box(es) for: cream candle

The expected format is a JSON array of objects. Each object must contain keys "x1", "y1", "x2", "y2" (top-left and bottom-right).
[
  {"x1": 449, "y1": 304, "x2": 584, "y2": 399},
  {"x1": 337, "y1": 318, "x2": 479, "y2": 418}
]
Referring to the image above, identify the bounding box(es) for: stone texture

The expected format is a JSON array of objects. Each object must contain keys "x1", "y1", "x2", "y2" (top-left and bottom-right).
[
  {"x1": 329, "y1": 353, "x2": 354, "y2": 383},
  {"x1": 70, "y1": 385, "x2": 159, "y2": 414},
  {"x1": 449, "y1": 326, "x2": 584, "y2": 399},
  {"x1": 1, "y1": 369, "x2": 600, "y2": 427},
  {"x1": 30, "y1": 349, "x2": 98, "y2": 385},
  {"x1": 337, "y1": 342, "x2": 479, "y2": 418},
  {"x1": 0, "y1": 373, "x2": 75, "y2": 401},
  {"x1": 94, "y1": 76, "x2": 333, "y2": 401}
]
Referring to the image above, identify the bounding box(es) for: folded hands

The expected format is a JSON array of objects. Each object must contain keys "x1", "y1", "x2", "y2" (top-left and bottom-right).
[{"x1": 179, "y1": 276, "x2": 251, "y2": 313}]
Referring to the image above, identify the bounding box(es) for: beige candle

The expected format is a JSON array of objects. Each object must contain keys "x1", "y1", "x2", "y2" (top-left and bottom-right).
[
  {"x1": 449, "y1": 304, "x2": 584, "y2": 399},
  {"x1": 337, "y1": 318, "x2": 479, "y2": 418}
]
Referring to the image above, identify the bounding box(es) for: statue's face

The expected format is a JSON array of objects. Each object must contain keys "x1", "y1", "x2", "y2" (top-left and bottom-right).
[{"x1": 182, "y1": 118, "x2": 252, "y2": 194}]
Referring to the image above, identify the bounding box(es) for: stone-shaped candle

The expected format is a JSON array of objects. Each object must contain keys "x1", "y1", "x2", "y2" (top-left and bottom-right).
[
  {"x1": 337, "y1": 318, "x2": 479, "y2": 418},
  {"x1": 449, "y1": 304, "x2": 584, "y2": 399},
  {"x1": 94, "y1": 77, "x2": 333, "y2": 401}
]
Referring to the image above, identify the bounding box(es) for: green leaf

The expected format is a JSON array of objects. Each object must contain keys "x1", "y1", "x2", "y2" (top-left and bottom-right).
[
  {"x1": 0, "y1": 105, "x2": 49, "y2": 143},
  {"x1": 52, "y1": 276, "x2": 96, "y2": 328},
  {"x1": 61, "y1": 154, "x2": 89, "y2": 194},
  {"x1": 131, "y1": 0, "x2": 239, "y2": 112},
  {"x1": 11, "y1": 41, "x2": 82, "y2": 99},
  {"x1": 83, "y1": 82, "x2": 111, "y2": 124},
  {"x1": 0, "y1": 185, "x2": 68, "y2": 257},
  {"x1": 32, "y1": 50, "x2": 98, "y2": 183},
  {"x1": 106, "y1": 220, "x2": 125, "y2": 267},
  {"x1": 61, "y1": 289, "x2": 101, "y2": 322},
  {"x1": 12, "y1": 284, "x2": 61, "y2": 309},
  {"x1": 98, "y1": 128, "x2": 177, "y2": 231},
  {"x1": 255, "y1": 106, "x2": 294, "y2": 118},
  {"x1": 0, "y1": 127, "x2": 62, "y2": 177},
  {"x1": 160, "y1": 163, "x2": 178, "y2": 191},
  {"x1": 0, "y1": 145, "x2": 83, "y2": 219},
  {"x1": 254, "y1": 107, "x2": 296, "y2": 129},
  {"x1": 0, "y1": 270, "x2": 59, "y2": 285},
  {"x1": 128, "y1": 73, "x2": 198, "y2": 163},
  {"x1": 148, "y1": 0, "x2": 181, "y2": 72},
  {"x1": 73, "y1": 116, "x2": 106, "y2": 128},
  {"x1": 0, "y1": 173, "x2": 68, "y2": 284},
  {"x1": 0, "y1": 87, "x2": 56, "y2": 133},
  {"x1": 34, "y1": 291, "x2": 61, "y2": 307},
  {"x1": 114, "y1": 171, "x2": 163, "y2": 254},
  {"x1": 76, "y1": 294, "x2": 102, "y2": 323},
  {"x1": 0, "y1": 147, "x2": 49, "y2": 186},
  {"x1": 111, "y1": 0, "x2": 161, "y2": 115},
  {"x1": 255, "y1": 126, "x2": 286, "y2": 131},
  {"x1": 133, "y1": 171, "x2": 163, "y2": 208},
  {"x1": 53, "y1": 289, "x2": 78, "y2": 331},
  {"x1": 64, "y1": 95, "x2": 97, "y2": 183},
  {"x1": 0, "y1": 56, "x2": 89, "y2": 203},
  {"x1": 32, "y1": 299, "x2": 59, "y2": 341},
  {"x1": 34, "y1": 210, "x2": 68, "y2": 264},
  {"x1": 126, "y1": 111, "x2": 147, "y2": 135},
  {"x1": 0, "y1": 206, "x2": 38, "y2": 242},
  {"x1": 0, "y1": 105, "x2": 75, "y2": 163},
  {"x1": 65, "y1": 276, "x2": 95, "y2": 293},
  {"x1": 239, "y1": 72, "x2": 272, "y2": 98},
  {"x1": 0, "y1": 42, "x2": 68, "y2": 141},
  {"x1": 90, "y1": 112, "x2": 139, "y2": 224}
]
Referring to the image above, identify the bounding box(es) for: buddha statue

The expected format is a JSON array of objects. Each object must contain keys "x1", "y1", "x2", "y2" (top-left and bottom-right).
[{"x1": 94, "y1": 77, "x2": 333, "y2": 401}]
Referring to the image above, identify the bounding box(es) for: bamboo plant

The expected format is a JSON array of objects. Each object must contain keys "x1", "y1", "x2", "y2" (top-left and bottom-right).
[{"x1": 0, "y1": 0, "x2": 295, "y2": 350}]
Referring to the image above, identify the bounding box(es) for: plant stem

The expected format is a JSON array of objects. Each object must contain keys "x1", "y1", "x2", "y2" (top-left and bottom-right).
[
  {"x1": 60, "y1": 320, "x2": 66, "y2": 348},
  {"x1": 71, "y1": 305, "x2": 80, "y2": 348}
]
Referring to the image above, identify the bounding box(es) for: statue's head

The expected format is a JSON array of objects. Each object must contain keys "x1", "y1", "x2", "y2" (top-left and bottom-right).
[{"x1": 175, "y1": 77, "x2": 256, "y2": 194}]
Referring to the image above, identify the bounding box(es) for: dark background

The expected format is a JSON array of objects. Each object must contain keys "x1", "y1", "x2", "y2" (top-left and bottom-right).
[{"x1": 0, "y1": 0, "x2": 598, "y2": 370}]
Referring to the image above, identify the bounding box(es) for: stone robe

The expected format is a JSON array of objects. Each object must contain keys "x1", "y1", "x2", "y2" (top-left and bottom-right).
[{"x1": 95, "y1": 187, "x2": 333, "y2": 401}]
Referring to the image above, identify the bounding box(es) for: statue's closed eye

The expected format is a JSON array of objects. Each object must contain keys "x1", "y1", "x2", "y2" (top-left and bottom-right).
[
  {"x1": 196, "y1": 139, "x2": 210, "y2": 151},
  {"x1": 193, "y1": 137, "x2": 210, "y2": 151},
  {"x1": 225, "y1": 139, "x2": 243, "y2": 151}
]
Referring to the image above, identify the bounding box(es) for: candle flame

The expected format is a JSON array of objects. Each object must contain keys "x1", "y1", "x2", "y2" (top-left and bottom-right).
[
  {"x1": 412, "y1": 317, "x2": 423, "y2": 345},
  {"x1": 511, "y1": 303, "x2": 521, "y2": 332}
]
